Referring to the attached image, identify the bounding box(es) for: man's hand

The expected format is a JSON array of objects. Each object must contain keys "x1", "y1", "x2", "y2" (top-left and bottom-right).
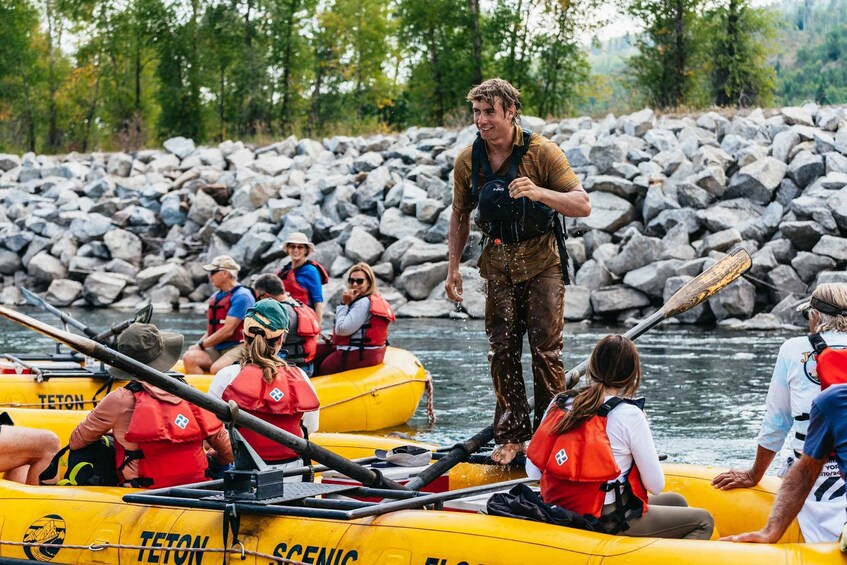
[
  {"x1": 508, "y1": 177, "x2": 544, "y2": 202},
  {"x1": 719, "y1": 529, "x2": 779, "y2": 544},
  {"x1": 712, "y1": 468, "x2": 759, "y2": 490},
  {"x1": 445, "y1": 269, "x2": 464, "y2": 302}
]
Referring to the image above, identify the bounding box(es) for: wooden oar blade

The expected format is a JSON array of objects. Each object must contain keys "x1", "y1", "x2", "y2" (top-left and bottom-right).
[{"x1": 661, "y1": 248, "x2": 752, "y2": 319}]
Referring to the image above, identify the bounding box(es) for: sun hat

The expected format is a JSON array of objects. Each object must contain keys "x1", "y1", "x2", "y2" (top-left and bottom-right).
[
  {"x1": 243, "y1": 299, "x2": 290, "y2": 341},
  {"x1": 108, "y1": 323, "x2": 184, "y2": 380},
  {"x1": 202, "y1": 255, "x2": 240, "y2": 272},
  {"x1": 374, "y1": 445, "x2": 432, "y2": 467},
  {"x1": 283, "y1": 232, "x2": 315, "y2": 253}
]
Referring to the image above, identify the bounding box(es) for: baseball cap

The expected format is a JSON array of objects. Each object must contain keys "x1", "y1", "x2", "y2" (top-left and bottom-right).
[
  {"x1": 202, "y1": 255, "x2": 240, "y2": 272},
  {"x1": 374, "y1": 445, "x2": 432, "y2": 467}
]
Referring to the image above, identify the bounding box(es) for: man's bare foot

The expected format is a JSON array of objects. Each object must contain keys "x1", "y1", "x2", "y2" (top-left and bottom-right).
[{"x1": 491, "y1": 442, "x2": 525, "y2": 466}]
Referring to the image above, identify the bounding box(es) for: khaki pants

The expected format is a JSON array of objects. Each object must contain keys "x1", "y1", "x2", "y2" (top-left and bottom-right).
[
  {"x1": 485, "y1": 264, "x2": 566, "y2": 444},
  {"x1": 603, "y1": 492, "x2": 715, "y2": 540}
]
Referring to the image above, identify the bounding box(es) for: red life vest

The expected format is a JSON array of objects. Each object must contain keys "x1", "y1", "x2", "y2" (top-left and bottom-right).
[
  {"x1": 527, "y1": 397, "x2": 650, "y2": 518},
  {"x1": 121, "y1": 384, "x2": 223, "y2": 488},
  {"x1": 207, "y1": 285, "x2": 249, "y2": 344},
  {"x1": 333, "y1": 293, "x2": 395, "y2": 348},
  {"x1": 280, "y1": 298, "x2": 321, "y2": 364},
  {"x1": 277, "y1": 261, "x2": 329, "y2": 307},
  {"x1": 221, "y1": 364, "x2": 320, "y2": 462},
  {"x1": 808, "y1": 334, "x2": 847, "y2": 390}
]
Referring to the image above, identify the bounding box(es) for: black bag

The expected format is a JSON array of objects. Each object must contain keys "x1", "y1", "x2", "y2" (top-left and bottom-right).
[
  {"x1": 487, "y1": 483, "x2": 603, "y2": 532},
  {"x1": 39, "y1": 435, "x2": 119, "y2": 486}
]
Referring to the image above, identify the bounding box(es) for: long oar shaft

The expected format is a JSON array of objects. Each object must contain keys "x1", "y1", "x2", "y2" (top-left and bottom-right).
[
  {"x1": 565, "y1": 247, "x2": 752, "y2": 387},
  {"x1": 0, "y1": 305, "x2": 408, "y2": 492}
]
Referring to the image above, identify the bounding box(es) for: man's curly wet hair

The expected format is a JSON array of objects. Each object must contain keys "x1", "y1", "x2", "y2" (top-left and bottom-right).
[{"x1": 466, "y1": 78, "x2": 522, "y2": 125}]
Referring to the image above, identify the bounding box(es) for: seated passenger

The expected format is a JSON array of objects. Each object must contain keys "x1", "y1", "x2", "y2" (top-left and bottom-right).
[
  {"x1": 0, "y1": 422, "x2": 60, "y2": 485},
  {"x1": 209, "y1": 299, "x2": 320, "y2": 470},
  {"x1": 69, "y1": 324, "x2": 234, "y2": 488},
  {"x1": 316, "y1": 263, "x2": 395, "y2": 376},
  {"x1": 526, "y1": 335, "x2": 714, "y2": 539},
  {"x1": 277, "y1": 232, "x2": 328, "y2": 324},
  {"x1": 183, "y1": 255, "x2": 256, "y2": 375},
  {"x1": 214, "y1": 274, "x2": 321, "y2": 377}
]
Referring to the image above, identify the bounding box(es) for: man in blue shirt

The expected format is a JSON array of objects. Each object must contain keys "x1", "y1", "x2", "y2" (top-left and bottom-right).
[
  {"x1": 722, "y1": 384, "x2": 847, "y2": 544},
  {"x1": 183, "y1": 255, "x2": 256, "y2": 374}
]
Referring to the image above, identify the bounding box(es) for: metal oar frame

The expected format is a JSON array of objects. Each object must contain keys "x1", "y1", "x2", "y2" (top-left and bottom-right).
[{"x1": 123, "y1": 472, "x2": 533, "y2": 521}]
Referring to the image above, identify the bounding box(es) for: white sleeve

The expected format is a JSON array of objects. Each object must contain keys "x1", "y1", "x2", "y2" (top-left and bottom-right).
[
  {"x1": 209, "y1": 365, "x2": 240, "y2": 399},
  {"x1": 300, "y1": 368, "x2": 320, "y2": 434},
  {"x1": 525, "y1": 457, "x2": 542, "y2": 480},
  {"x1": 756, "y1": 344, "x2": 793, "y2": 452},
  {"x1": 626, "y1": 409, "x2": 665, "y2": 494}
]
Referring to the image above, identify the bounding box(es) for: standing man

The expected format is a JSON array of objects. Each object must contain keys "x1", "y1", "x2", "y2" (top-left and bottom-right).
[
  {"x1": 445, "y1": 78, "x2": 591, "y2": 465},
  {"x1": 184, "y1": 255, "x2": 256, "y2": 375},
  {"x1": 713, "y1": 283, "x2": 847, "y2": 542}
]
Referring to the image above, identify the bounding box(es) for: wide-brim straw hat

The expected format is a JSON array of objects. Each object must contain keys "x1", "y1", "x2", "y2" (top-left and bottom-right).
[
  {"x1": 283, "y1": 232, "x2": 316, "y2": 253},
  {"x1": 108, "y1": 323, "x2": 184, "y2": 380}
]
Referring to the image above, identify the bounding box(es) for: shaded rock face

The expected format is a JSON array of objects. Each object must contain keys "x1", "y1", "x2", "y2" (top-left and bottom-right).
[{"x1": 2, "y1": 105, "x2": 846, "y2": 327}]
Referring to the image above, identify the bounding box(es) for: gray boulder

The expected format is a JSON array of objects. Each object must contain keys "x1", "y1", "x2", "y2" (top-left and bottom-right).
[
  {"x1": 708, "y1": 276, "x2": 756, "y2": 321},
  {"x1": 564, "y1": 285, "x2": 593, "y2": 320},
  {"x1": 605, "y1": 232, "x2": 664, "y2": 277},
  {"x1": 46, "y1": 279, "x2": 84, "y2": 307},
  {"x1": 590, "y1": 285, "x2": 651, "y2": 314},
  {"x1": 664, "y1": 276, "x2": 712, "y2": 323},
  {"x1": 791, "y1": 252, "x2": 837, "y2": 284},
  {"x1": 623, "y1": 260, "x2": 683, "y2": 297},
  {"x1": 766, "y1": 265, "x2": 808, "y2": 303},
  {"x1": 725, "y1": 157, "x2": 788, "y2": 204},
  {"x1": 27, "y1": 252, "x2": 67, "y2": 283},
  {"x1": 83, "y1": 272, "x2": 127, "y2": 306},
  {"x1": 345, "y1": 226, "x2": 385, "y2": 265},
  {"x1": 104, "y1": 228, "x2": 143, "y2": 265},
  {"x1": 394, "y1": 261, "x2": 449, "y2": 300},
  {"x1": 812, "y1": 235, "x2": 847, "y2": 262},
  {"x1": 788, "y1": 151, "x2": 825, "y2": 188},
  {"x1": 575, "y1": 191, "x2": 636, "y2": 233}
]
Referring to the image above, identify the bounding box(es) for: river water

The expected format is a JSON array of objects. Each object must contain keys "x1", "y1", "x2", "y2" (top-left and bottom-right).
[{"x1": 0, "y1": 308, "x2": 796, "y2": 472}]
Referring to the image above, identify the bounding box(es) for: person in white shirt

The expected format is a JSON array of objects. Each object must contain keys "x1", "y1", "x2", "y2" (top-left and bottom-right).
[
  {"x1": 526, "y1": 334, "x2": 714, "y2": 539},
  {"x1": 712, "y1": 282, "x2": 847, "y2": 542}
]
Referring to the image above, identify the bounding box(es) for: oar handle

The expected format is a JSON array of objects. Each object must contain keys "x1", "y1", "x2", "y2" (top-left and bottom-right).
[{"x1": 405, "y1": 425, "x2": 494, "y2": 491}]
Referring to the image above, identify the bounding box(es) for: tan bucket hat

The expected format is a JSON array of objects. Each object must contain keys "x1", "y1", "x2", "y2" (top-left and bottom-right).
[
  {"x1": 283, "y1": 232, "x2": 316, "y2": 254},
  {"x1": 108, "y1": 323, "x2": 184, "y2": 380}
]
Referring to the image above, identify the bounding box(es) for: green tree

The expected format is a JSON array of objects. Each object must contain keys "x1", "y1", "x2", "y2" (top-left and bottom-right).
[
  {"x1": 626, "y1": 0, "x2": 702, "y2": 108},
  {"x1": 396, "y1": 0, "x2": 474, "y2": 126},
  {"x1": 705, "y1": 0, "x2": 775, "y2": 107},
  {"x1": 0, "y1": 0, "x2": 45, "y2": 152}
]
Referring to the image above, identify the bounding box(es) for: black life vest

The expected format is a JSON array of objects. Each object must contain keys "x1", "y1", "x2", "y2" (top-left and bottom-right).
[
  {"x1": 471, "y1": 128, "x2": 556, "y2": 245},
  {"x1": 808, "y1": 333, "x2": 847, "y2": 390},
  {"x1": 470, "y1": 128, "x2": 571, "y2": 284}
]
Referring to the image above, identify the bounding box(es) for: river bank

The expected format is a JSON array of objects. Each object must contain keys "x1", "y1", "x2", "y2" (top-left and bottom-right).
[{"x1": 1, "y1": 105, "x2": 845, "y2": 328}]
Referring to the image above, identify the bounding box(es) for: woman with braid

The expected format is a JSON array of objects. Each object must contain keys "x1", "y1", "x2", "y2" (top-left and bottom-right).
[
  {"x1": 210, "y1": 299, "x2": 320, "y2": 471},
  {"x1": 526, "y1": 335, "x2": 714, "y2": 539}
]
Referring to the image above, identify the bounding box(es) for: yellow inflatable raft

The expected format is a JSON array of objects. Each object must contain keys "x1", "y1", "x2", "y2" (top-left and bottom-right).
[
  {"x1": 0, "y1": 347, "x2": 428, "y2": 432},
  {"x1": 0, "y1": 463, "x2": 835, "y2": 565}
]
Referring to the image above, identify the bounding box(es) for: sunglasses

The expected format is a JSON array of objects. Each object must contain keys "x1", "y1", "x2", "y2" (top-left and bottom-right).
[
  {"x1": 209, "y1": 269, "x2": 222, "y2": 275},
  {"x1": 348, "y1": 277, "x2": 367, "y2": 285},
  {"x1": 288, "y1": 244, "x2": 308, "y2": 250}
]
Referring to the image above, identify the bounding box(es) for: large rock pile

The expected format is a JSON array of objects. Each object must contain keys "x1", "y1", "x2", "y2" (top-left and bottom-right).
[{"x1": 1, "y1": 104, "x2": 845, "y2": 328}]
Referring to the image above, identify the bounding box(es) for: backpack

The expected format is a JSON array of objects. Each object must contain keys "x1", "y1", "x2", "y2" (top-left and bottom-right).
[
  {"x1": 487, "y1": 483, "x2": 603, "y2": 532},
  {"x1": 39, "y1": 436, "x2": 119, "y2": 486}
]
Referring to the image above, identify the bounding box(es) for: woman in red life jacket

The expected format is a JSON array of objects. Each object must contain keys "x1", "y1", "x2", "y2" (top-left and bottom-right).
[
  {"x1": 68, "y1": 324, "x2": 233, "y2": 488},
  {"x1": 526, "y1": 335, "x2": 714, "y2": 539},
  {"x1": 210, "y1": 299, "x2": 320, "y2": 473},
  {"x1": 315, "y1": 262, "x2": 396, "y2": 376},
  {"x1": 276, "y1": 232, "x2": 328, "y2": 324}
]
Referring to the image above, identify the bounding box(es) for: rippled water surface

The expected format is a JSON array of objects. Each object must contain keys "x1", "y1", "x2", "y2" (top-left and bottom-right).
[{"x1": 0, "y1": 308, "x2": 796, "y2": 471}]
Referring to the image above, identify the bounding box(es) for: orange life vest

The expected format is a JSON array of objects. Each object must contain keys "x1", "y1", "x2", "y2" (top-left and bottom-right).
[
  {"x1": 808, "y1": 333, "x2": 847, "y2": 390},
  {"x1": 207, "y1": 285, "x2": 250, "y2": 344},
  {"x1": 527, "y1": 397, "x2": 650, "y2": 519},
  {"x1": 277, "y1": 261, "x2": 329, "y2": 307},
  {"x1": 280, "y1": 298, "x2": 321, "y2": 364},
  {"x1": 121, "y1": 383, "x2": 223, "y2": 488},
  {"x1": 333, "y1": 293, "x2": 395, "y2": 348},
  {"x1": 221, "y1": 364, "x2": 320, "y2": 462}
]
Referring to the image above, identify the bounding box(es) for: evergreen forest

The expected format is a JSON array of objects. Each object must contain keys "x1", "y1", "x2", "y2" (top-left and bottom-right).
[{"x1": 0, "y1": 0, "x2": 844, "y2": 154}]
